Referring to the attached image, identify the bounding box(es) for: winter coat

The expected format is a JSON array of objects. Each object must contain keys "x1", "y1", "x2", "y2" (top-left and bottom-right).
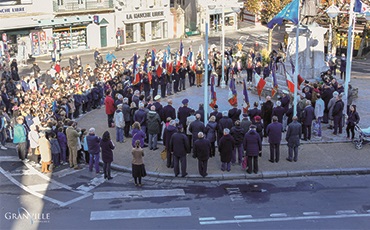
[
  {"x1": 286, "y1": 120, "x2": 302, "y2": 148},
  {"x1": 57, "y1": 131, "x2": 67, "y2": 148},
  {"x1": 169, "y1": 131, "x2": 190, "y2": 157},
  {"x1": 101, "y1": 139, "x2": 115, "y2": 163},
  {"x1": 13, "y1": 124, "x2": 27, "y2": 144},
  {"x1": 332, "y1": 99, "x2": 344, "y2": 118},
  {"x1": 261, "y1": 101, "x2": 274, "y2": 122},
  {"x1": 301, "y1": 105, "x2": 315, "y2": 126},
  {"x1": 86, "y1": 134, "x2": 101, "y2": 154},
  {"x1": 347, "y1": 111, "x2": 360, "y2": 126},
  {"x1": 131, "y1": 128, "x2": 146, "y2": 148},
  {"x1": 104, "y1": 95, "x2": 115, "y2": 115},
  {"x1": 328, "y1": 97, "x2": 337, "y2": 120},
  {"x1": 219, "y1": 134, "x2": 235, "y2": 163},
  {"x1": 122, "y1": 103, "x2": 131, "y2": 122},
  {"x1": 134, "y1": 108, "x2": 147, "y2": 127},
  {"x1": 314, "y1": 98, "x2": 325, "y2": 118},
  {"x1": 28, "y1": 130, "x2": 39, "y2": 149},
  {"x1": 147, "y1": 111, "x2": 161, "y2": 134},
  {"x1": 113, "y1": 109, "x2": 125, "y2": 128},
  {"x1": 50, "y1": 138, "x2": 61, "y2": 154},
  {"x1": 266, "y1": 122, "x2": 283, "y2": 144},
  {"x1": 218, "y1": 116, "x2": 233, "y2": 135},
  {"x1": 243, "y1": 130, "x2": 262, "y2": 157},
  {"x1": 163, "y1": 125, "x2": 177, "y2": 150},
  {"x1": 177, "y1": 106, "x2": 192, "y2": 128},
  {"x1": 193, "y1": 138, "x2": 211, "y2": 161},
  {"x1": 228, "y1": 108, "x2": 241, "y2": 124},
  {"x1": 272, "y1": 106, "x2": 285, "y2": 123},
  {"x1": 163, "y1": 105, "x2": 176, "y2": 120},
  {"x1": 189, "y1": 120, "x2": 205, "y2": 142},
  {"x1": 230, "y1": 125, "x2": 245, "y2": 146},
  {"x1": 39, "y1": 136, "x2": 52, "y2": 163},
  {"x1": 248, "y1": 108, "x2": 261, "y2": 121},
  {"x1": 205, "y1": 121, "x2": 217, "y2": 142}
]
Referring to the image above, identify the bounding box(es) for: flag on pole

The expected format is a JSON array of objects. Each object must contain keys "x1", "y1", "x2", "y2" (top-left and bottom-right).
[
  {"x1": 151, "y1": 49, "x2": 156, "y2": 67},
  {"x1": 228, "y1": 78, "x2": 238, "y2": 106},
  {"x1": 132, "y1": 53, "x2": 140, "y2": 85},
  {"x1": 143, "y1": 59, "x2": 148, "y2": 73},
  {"x1": 354, "y1": 0, "x2": 369, "y2": 13},
  {"x1": 242, "y1": 79, "x2": 250, "y2": 114},
  {"x1": 148, "y1": 70, "x2": 152, "y2": 84},
  {"x1": 297, "y1": 74, "x2": 305, "y2": 90},
  {"x1": 254, "y1": 73, "x2": 266, "y2": 97},
  {"x1": 271, "y1": 63, "x2": 278, "y2": 97},
  {"x1": 167, "y1": 61, "x2": 173, "y2": 74},
  {"x1": 156, "y1": 65, "x2": 163, "y2": 77},
  {"x1": 209, "y1": 74, "x2": 217, "y2": 109},
  {"x1": 286, "y1": 73, "x2": 295, "y2": 93},
  {"x1": 162, "y1": 52, "x2": 167, "y2": 69},
  {"x1": 267, "y1": 0, "x2": 299, "y2": 29}
]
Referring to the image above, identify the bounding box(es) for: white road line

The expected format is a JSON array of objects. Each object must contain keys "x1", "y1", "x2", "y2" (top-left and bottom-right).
[
  {"x1": 336, "y1": 210, "x2": 357, "y2": 215},
  {"x1": 0, "y1": 166, "x2": 64, "y2": 206},
  {"x1": 0, "y1": 156, "x2": 19, "y2": 162},
  {"x1": 77, "y1": 175, "x2": 106, "y2": 192},
  {"x1": 199, "y1": 214, "x2": 370, "y2": 225},
  {"x1": 52, "y1": 167, "x2": 82, "y2": 178},
  {"x1": 303, "y1": 212, "x2": 321, "y2": 216},
  {"x1": 27, "y1": 183, "x2": 62, "y2": 192},
  {"x1": 199, "y1": 217, "x2": 216, "y2": 221},
  {"x1": 60, "y1": 193, "x2": 92, "y2": 207},
  {"x1": 90, "y1": 207, "x2": 192, "y2": 221},
  {"x1": 234, "y1": 215, "x2": 253, "y2": 219},
  {"x1": 270, "y1": 213, "x2": 288, "y2": 217},
  {"x1": 93, "y1": 189, "x2": 186, "y2": 200}
]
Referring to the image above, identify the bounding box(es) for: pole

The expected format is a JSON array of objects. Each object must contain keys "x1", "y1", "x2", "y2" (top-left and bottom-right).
[
  {"x1": 344, "y1": 0, "x2": 355, "y2": 116},
  {"x1": 293, "y1": 2, "x2": 301, "y2": 117},
  {"x1": 328, "y1": 19, "x2": 333, "y2": 60},
  {"x1": 220, "y1": 4, "x2": 226, "y2": 88},
  {"x1": 204, "y1": 23, "x2": 209, "y2": 124}
]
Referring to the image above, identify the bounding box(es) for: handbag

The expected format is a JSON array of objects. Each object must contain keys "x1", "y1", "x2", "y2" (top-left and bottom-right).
[
  {"x1": 34, "y1": 147, "x2": 40, "y2": 155},
  {"x1": 160, "y1": 148, "x2": 167, "y2": 160},
  {"x1": 141, "y1": 164, "x2": 147, "y2": 177}
]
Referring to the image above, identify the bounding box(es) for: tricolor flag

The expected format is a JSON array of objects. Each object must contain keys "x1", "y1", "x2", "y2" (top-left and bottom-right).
[
  {"x1": 167, "y1": 61, "x2": 173, "y2": 74},
  {"x1": 148, "y1": 71, "x2": 152, "y2": 84},
  {"x1": 143, "y1": 59, "x2": 148, "y2": 73},
  {"x1": 271, "y1": 63, "x2": 278, "y2": 97},
  {"x1": 267, "y1": 0, "x2": 299, "y2": 29},
  {"x1": 286, "y1": 73, "x2": 295, "y2": 93},
  {"x1": 209, "y1": 74, "x2": 217, "y2": 109},
  {"x1": 228, "y1": 78, "x2": 238, "y2": 106},
  {"x1": 132, "y1": 53, "x2": 140, "y2": 85},
  {"x1": 156, "y1": 65, "x2": 163, "y2": 77},
  {"x1": 151, "y1": 49, "x2": 156, "y2": 67},
  {"x1": 354, "y1": 0, "x2": 369, "y2": 13},
  {"x1": 297, "y1": 74, "x2": 305, "y2": 90},
  {"x1": 254, "y1": 73, "x2": 266, "y2": 97},
  {"x1": 162, "y1": 52, "x2": 167, "y2": 69},
  {"x1": 242, "y1": 79, "x2": 250, "y2": 114}
]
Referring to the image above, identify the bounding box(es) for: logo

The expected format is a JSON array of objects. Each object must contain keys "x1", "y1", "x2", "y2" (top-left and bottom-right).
[{"x1": 4, "y1": 207, "x2": 50, "y2": 224}]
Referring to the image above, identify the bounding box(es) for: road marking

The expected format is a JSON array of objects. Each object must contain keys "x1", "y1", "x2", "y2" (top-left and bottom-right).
[
  {"x1": 234, "y1": 215, "x2": 253, "y2": 219},
  {"x1": 27, "y1": 183, "x2": 62, "y2": 192},
  {"x1": 199, "y1": 217, "x2": 216, "y2": 221},
  {"x1": 77, "y1": 175, "x2": 106, "y2": 192},
  {"x1": 52, "y1": 167, "x2": 82, "y2": 178},
  {"x1": 90, "y1": 207, "x2": 192, "y2": 221},
  {"x1": 60, "y1": 193, "x2": 92, "y2": 207},
  {"x1": 93, "y1": 189, "x2": 186, "y2": 200},
  {"x1": 0, "y1": 156, "x2": 19, "y2": 162},
  {"x1": 270, "y1": 213, "x2": 288, "y2": 217},
  {"x1": 199, "y1": 213, "x2": 370, "y2": 225},
  {"x1": 336, "y1": 210, "x2": 357, "y2": 215},
  {"x1": 225, "y1": 187, "x2": 243, "y2": 201},
  {"x1": 303, "y1": 212, "x2": 320, "y2": 216}
]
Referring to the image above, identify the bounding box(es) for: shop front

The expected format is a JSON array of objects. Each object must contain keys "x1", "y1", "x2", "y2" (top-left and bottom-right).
[{"x1": 52, "y1": 26, "x2": 87, "y2": 51}]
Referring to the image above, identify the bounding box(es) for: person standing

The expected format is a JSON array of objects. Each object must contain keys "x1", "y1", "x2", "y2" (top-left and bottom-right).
[
  {"x1": 106, "y1": 51, "x2": 116, "y2": 65},
  {"x1": 205, "y1": 116, "x2": 217, "y2": 157},
  {"x1": 170, "y1": 125, "x2": 190, "y2": 177},
  {"x1": 218, "y1": 128, "x2": 235, "y2": 172},
  {"x1": 122, "y1": 98, "x2": 131, "y2": 138},
  {"x1": 50, "y1": 132, "x2": 61, "y2": 168},
  {"x1": 189, "y1": 113, "x2": 205, "y2": 148},
  {"x1": 217, "y1": 111, "x2": 233, "y2": 145},
  {"x1": 13, "y1": 116, "x2": 28, "y2": 162},
  {"x1": 266, "y1": 116, "x2": 283, "y2": 163},
  {"x1": 339, "y1": 53, "x2": 346, "y2": 80},
  {"x1": 28, "y1": 124, "x2": 39, "y2": 163},
  {"x1": 132, "y1": 140, "x2": 146, "y2": 186},
  {"x1": 113, "y1": 104, "x2": 125, "y2": 143},
  {"x1": 163, "y1": 120, "x2": 177, "y2": 168},
  {"x1": 230, "y1": 120, "x2": 245, "y2": 165},
  {"x1": 346, "y1": 105, "x2": 360, "y2": 140},
  {"x1": 163, "y1": 99, "x2": 176, "y2": 121},
  {"x1": 177, "y1": 99, "x2": 192, "y2": 132},
  {"x1": 147, "y1": 105, "x2": 161, "y2": 150},
  {"x1": 228, "y1": 104, "x2": 242, "y2": 124},
  {"x1": 314, "y1": 94, "x2": 325, "y2": 138},
  {"x1": 193, "y1": 132, "x2": 211, "y2": 177},
  {"x1": 243, "y1": 125, "x2": 262, "y2": 174},
  {"x1": 286, "y1": 116, "x2": 302, "y2": 162},
  {"x1": 261, "y1": 96, "x2": 274, "y2": 137},
  {"x1": 39, "y1": 132, "x2": 52, "y2": 173},
  {"x1": 101, "y1": 131, "x2": 115, "y2": 180},
  {"x1": 301, "y1": 100, "x2": 315, "y2": 141},
  {"x1": 328, "y1": 91, "x2": 339, "y2": 129},
  {"x1": 86, "y1": 128, "x2": 102, "y2": 173},
  {"x1": 332, "y1": 94, "x2": 344, "y2": 135},
  {"x1": 104, "y1": 89, "x2": 115, "y2": 128}
]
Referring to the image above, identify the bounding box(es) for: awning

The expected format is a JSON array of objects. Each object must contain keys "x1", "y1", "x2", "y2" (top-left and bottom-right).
[{"x1": 36, "y1": 15, "x2": 93, "y2": 28}]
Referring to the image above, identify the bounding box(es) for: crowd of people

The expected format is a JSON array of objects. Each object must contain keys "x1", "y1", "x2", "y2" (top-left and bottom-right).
[{"x1": 0, "y1": 41, "x2": 360, "y2": 181}]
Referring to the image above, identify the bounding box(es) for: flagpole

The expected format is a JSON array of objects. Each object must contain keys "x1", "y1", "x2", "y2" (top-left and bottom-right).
[
  {"x1": 293, "y1": 1, "x2": 300, "y2": 117},
  {"x1": 204, "y1": 22, "x2": 209, "y2": 124}
]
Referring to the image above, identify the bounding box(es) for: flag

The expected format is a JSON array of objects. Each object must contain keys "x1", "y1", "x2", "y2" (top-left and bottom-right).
[
  {"x1": 286, "y1": 73, "x2": 295, "y2": 93},
  {"x1": 228, "y1": 78, "x2": 238, "y2": 106},
  {"x1": 297, "y1": 74, "x2": 305, "y2": 90},
  {"x1": 271, "y1": 63, "x2": 278, "y2": 97},
  {"x1": 209, "y1": 75, "x2": 217, "y2": 109},
  {"x1": 167, "y1": 61, "x2": 173, "y2": 74},
  {"x1": 151, "y1": 49, "x2": 156, "y2": 67},
  {"x1": 179, "y1": 40, "x2": 184, "y2": 57},
  {"x1": 254, "y1": 73, "x2": 266, "y2": 97},
  {"x1": 148, "y1": 71, "x2": 152, "y2": 84},
  {"x1": 143, "y1": 59, "x2": 148, "y2": 73},
  {"x1": 162, "y1": 52, "x2": 167, "y2": 69},
  {"x1": 132, "y1": 53, "x2": 140, "y2": 85},
  {"x1": 242, "y1": 79, "x2": 250, "y2": 113},
  {"x1": 187, "y1": 50, "x2": 193, "y2": 62},
  {"x1": 156, "y1": 65, "x2": 163, "y2": 77},
  {"x1": 167, "y1": 44, "x2": 171, "y2": 57},
  {"x1": 354, "y1": 0, "x2": 369, "y2": 13},
  {"x1": 289, "y1": 57, "x2": 295, "y2": 74},
  {"x1": 267, "y1": 0, "x2": 299, "y2": 29}
]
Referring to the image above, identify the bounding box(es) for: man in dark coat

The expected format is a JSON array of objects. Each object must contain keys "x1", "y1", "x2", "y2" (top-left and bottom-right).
[
  {"x1": 163, "y1": 120, "x2": 177, "y2": 168},
  {"x1": 266, "y1": 116, "x2": 283, "y2": 163},
  {"x1": 243, "y1": 125, "x2": 262, "y2": 174},
  {"x1": 195, "y1": 103, "x2": 205, "y2": 123},
  {"x1": 272, "y1": 101, "x2": 285, "y2": 124},
  {"x1": 122, "y1": 98, "x2": 131, "y2": 138},
  {"x1": 241, "y1": 114, "x2": 252, "y2": 134},
  {"x1": 193, "y1": 132, "x2": 211, "y2": 177},
  {"x1": 332, "y1": 94, "x2": 344, "y2": 135},
  {"x1": 86, "y1": 128, "x2": 102, "y2": 173},
  {"x1": 228, "y1": 104, "x2": 241, "y2": 124},
  {"x1": 134, "y1": 102, "x2": 147, "y2": 134},
  {"x1": 286, "y1": 116, "x2": 302, "y2": 162},
  {"x1": 217, "y1": 111, "x2": 233, "y2": 144},
  {"x1": 301, "y1": 100, "x2": 315, "y2": 141},
  {"x1": 142, "y1": 74, "x2": 151, "y2": 99},
  {"x1": 280, "y1": 91, "x2": 291, "y2": 113},
  {"x1": 230, "y1": 120, "x2": 245, "y2": 165},
  {"x1": 218, "y1": 128, "x2": 235, "y2": 172},
  {"x1": 177, "y1": 99, "x2": 192, "y2": 132},
  {"x1": 247, "y1": 102, "x2": 261, "y2": 121},
  {"x1": 189, "y1": 114, "x2": 205, "y2": 146},
  {"x1": 147, "y1": 106, "x2": 161, "y2": 150},
  {"x1": 170, "y1": 125, "x2": 190, "y2": 177},
  {"x1": 209, "y1": 104, "x2": 222, "y2": 123},
  {"x1": 261, "y1": 96, "x2": 274, "y2": 137},
  {"x1": 163, "y1": 99, "x2": 176, "y2": 121}
]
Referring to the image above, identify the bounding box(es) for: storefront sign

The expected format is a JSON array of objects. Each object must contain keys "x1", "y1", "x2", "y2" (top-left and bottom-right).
[
  {"x1": 0, "y1": 7, "x2": 25, "y2": 14},
  {"x1": 125, "y1": 11, "x2": 164, "y2": 20}
]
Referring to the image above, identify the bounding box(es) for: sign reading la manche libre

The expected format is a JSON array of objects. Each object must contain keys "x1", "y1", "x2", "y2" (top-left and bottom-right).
[{"x1": 125, "y1": 11, "x2": 164, "y2": 20}]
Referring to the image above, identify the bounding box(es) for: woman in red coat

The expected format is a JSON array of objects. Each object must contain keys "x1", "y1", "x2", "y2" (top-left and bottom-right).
[{"x1": 104, "y1": 89, "x2": 116, "y2": 127}]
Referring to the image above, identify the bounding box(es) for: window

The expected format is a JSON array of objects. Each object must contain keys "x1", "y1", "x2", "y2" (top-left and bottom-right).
[
  {"x1": 78, "y1": 0, "x2": 83, "y2": 4},
  {"x1": 57, "y1": 0, "x2": 63, "y2": 5}
]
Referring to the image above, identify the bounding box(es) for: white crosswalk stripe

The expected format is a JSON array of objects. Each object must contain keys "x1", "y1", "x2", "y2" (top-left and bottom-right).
[{"x1": 93, "y1": 189, "x2": 185, "y2": 200}]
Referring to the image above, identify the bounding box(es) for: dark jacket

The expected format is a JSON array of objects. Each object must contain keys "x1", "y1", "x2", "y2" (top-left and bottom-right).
[
  {"x1": 189, "y1": 120, "x2": 205, "y2": 142},
  {"x1": 266, "y1": 121, "x2": 283, "y2": 144},
  {"x1": 261, "y1": 100, "x2": 274, "y2": 122},
  {"x1": 131, "y1": 128, "x2": 146, "y2": 147},
  {"x1": 163, "y1": 104, "x2": 176, "y2": 120},
  {"x1": 210, "y1": 110, "x2": 222, "y2": 123},
  {"x1": 347, "y1": 111, "x2": 360, "y2": 126},
  {"x1": 272, "y1": 106, "x2": 285, "y2": 123},
  {"x1": 228, "y1": 108, "x2": 241, "y2": 123},
  {"x1": 122, "y1": 103, "x2": 131, "y2": 122},
  {"x1": 163, "y1": 125, "x2": 177, "y2": 150},
  {"x1": 230, "y1": 125, "x2": 245, "y2": 146},
  {"x1": 170, "y1": 131, "x2": 190, "y2": 157},
  {"x1": 286, "y1": 120, "x2": 302, "y2": 147},
  {"x1": 281, "y1": 95, "x2": 291, "y2": 113},
  {"x1": 193, "y1": 138, "x2": 211, "y2": 161},
  {"x1": 218, "y1": 116, "x2": 233, "y2": 134},
  {"x1": 332, "y1": 99, "x2": 344, "y2": 117},
  {"x1": 219, "y1": 134, "x2": 235, "y2": 162},
  {"x1": 50, "y1": 138, "x2": 61, "y2": 154},
  {"x1": 301, "y1": 105, "x2": 315, "y2": 126},
  {"x1": 86, "y1": 134, "x2": 101, "y2": 154},
  {"x1": 147, "y1": 111, "x2": 161, "y2": 134},
  {"x1": 205, "y1": 121, "x2": 217, "y2": 142},
  {"x1": 243, "y1": 130, "x2": 262, "y2": 156},
  {"x1": 134, "y1": 108, "x2": 147, "y2": 127},
  {"x1": 248, "y1": 108, "x2": 261, "y2": 121},
  {"x1": 178, "y1": 106, "x2": 192, "y2": 128},
  {"x1": 100, "y1": 136, "x2": 115, "y2": 163}
]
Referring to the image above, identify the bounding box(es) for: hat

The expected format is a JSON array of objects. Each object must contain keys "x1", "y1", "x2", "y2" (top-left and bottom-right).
[
  {"x1": 242, "y1": 113, "x2": 249, "y2": 118},
  {"x1": 250, "y1": 124, "x2": 257, "y2": 129},
  {"x1": 117, "y1": 104, "x2": 123, "y2": 108},
  {"x1": 154, "y1": 95, "x2": 161, "y2": 101},
  {"x1": 89, "y1": 128, "x2": 95, "y2": 133},
  {"x1": 214, "y1": 104, "x2": 218, "y2": 109},
  {"x1": 254, "y1": 115, "x2": 261, "y2": 121},
  {"x1": 182, "y1": 99, "x2": 189, "y2": 104},
  {"x1": 282, "y1": 90, "x2": 289, "y2": 94}
]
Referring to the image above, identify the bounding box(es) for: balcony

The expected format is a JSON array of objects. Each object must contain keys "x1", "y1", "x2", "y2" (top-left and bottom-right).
[{"x1": 53, "y1": 0, "x2": 113, "y2": 13}]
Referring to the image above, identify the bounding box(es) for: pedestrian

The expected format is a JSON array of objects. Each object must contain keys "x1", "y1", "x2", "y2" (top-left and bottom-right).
[
  {"x1": 163, "y1": 120, "x2": 177, "y2": 168},
  {"x1": 13, "y1": 116, "x2": 28, "y2": 162},
  {"x1": 147, "y1": 105, "x2": 161, "y2": 150},
  {"x1": 332, "y1": 93, "x2": 344, "y2": 135},
  {"x1": 39, "y1": 132, "x2": 52, "y2": 173},
  {"x1": 247, "y1": 102, "x2": 261, "y2": 121},
  {"x1": 230, "y1": 120, "x2": 245, "y2": 165},
  {"x1": 101, "y1": 131, "x2": 115, "y2": 180},
  {"x1": 131, "y1": 122, "x2": 146, "y2": 148},
  {"x1": 205, "y1": 115, "x2": 217, "y2": 157},
  {"x1": 314, "y1": 94, "x2": 325, "y2": 138},
  {"x1": 113, "y1": 104, "x2": 125, "y2": 143},
  {"x1": 104, "y1": 89, "x2": 115, "y2": 128},
  {"x1": 66, "y1": 121, "x2": 81, "y2": 170},
  {"x1": 272, "y1": 100, "x2": 285, "y2": 124},
  {"x1": 189, "y1": 113, "x2": 205, "y2": 147},
  {"x1": 122, "y1": 98, "x2": 132, "y2": 138},
  {"x1": 346, "y1": 105, "x2": 360, "y2": 140},
  {"x1": 57, "y1": 127, "x2": 68, "y2": 165},
  {"x1": 328, "y1": 91, "x2": 339, "y2": 129},
  {"x1": 28, "y1": 124, "x2": 39, "y2": 164},
  {"x1": 261, "y1": 96, "x2": 274, "y2": 137},
  {"x1": 339, "y1": 53, "x2": 346, "y2": 80},
  {"x1": 177, "y1": 98, "x2": 192, "y2": 132},
  {"x1": 106, "y1": 51, "x2": 116, "y2": 65},
  {"x1": 49, "y1": 132, "x2": 61, "y2": 168},
  {"x1": 170, "y1": 125, "x2": 190, "y2": 177},
  {"x1": 243, "y1": 125, "x2": 262, "y2": 174},
  {"x1": 266, "y1": 116, "x2": 283, "y2": 163},
  {"x1": 228, "y1": 104, "x2": 242, "y2": 124},
  {"x1": 219, "y1": 128, "x2": 235, "y2": 172},
  {"x1": 301, "y1": 100, "x2": 315, "y2": 141},
  {"x1": 286, "y1": 116, "x2": 302, "y2": 162},
  {"x1": 218, "y1": 111, "x2": 233, "y2": 144},
  {"x1": 253, "y1": 115, "x2": 264, "y2": 141},
  {"x1": 193, "y1": 132, "x2": 211, "y2": 177},
  {"x1": 132, "y1": 140, "x2": 146, "y2": 186},
  {"x1": 86, "y1": 127, "x2": 102, "y2": 173}
]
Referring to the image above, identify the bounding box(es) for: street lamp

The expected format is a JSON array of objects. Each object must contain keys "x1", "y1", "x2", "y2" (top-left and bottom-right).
[
  {"x1": 326, "y1": 1, "x2": 370, "y2": 115},
  {"x1": 207, "y1": 2, "x2": 240, "y2": 88}
]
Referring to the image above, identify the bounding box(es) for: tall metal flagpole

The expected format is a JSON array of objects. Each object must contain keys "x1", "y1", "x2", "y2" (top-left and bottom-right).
[
  {"x1": 204, "y1": 22, "x2": 209, "y2": 124},
  {"x1": 293, "y1": 0, "x2": 301, "y2": 117}
]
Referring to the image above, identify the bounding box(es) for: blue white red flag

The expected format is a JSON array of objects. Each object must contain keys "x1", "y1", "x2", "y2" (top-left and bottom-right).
[
  {"x1": 209, "y1": 74, "x2": 217, "y2": 109},
  {"x1": 228, "y1": 78, "x2": 238, "y2": 106},
  {"x1": 355, "y1": 0, "x2": 369, "y2": 13}
]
